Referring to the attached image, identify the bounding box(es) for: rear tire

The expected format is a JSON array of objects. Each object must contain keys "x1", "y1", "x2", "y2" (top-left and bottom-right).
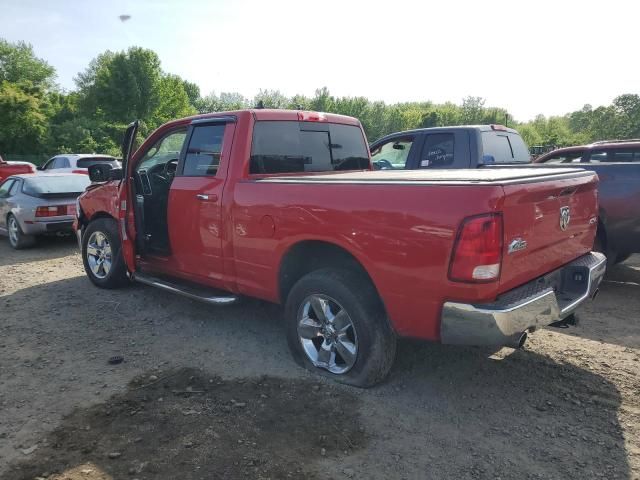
[
  {"x1": 7, "y1": 214, "x2": 35, "y2": 250},
  {"x1": 285, "y1": 268, "x2": 396, "y2": 388},
  {"x1": 82, "y1": 218, "x2": 129, "y2": 289}
]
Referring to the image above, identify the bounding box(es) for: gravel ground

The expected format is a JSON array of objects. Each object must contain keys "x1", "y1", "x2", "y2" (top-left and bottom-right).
[{"x1": 0, "y1": 236, "x2": 638, "y2": 479}]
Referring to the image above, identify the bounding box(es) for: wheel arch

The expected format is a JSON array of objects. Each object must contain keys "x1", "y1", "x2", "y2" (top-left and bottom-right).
[{"x1": 277, "y1": 240, "x2": 392, "y2": 329}]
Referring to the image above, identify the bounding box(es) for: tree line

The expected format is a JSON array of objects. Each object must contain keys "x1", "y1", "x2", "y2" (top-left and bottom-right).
[{"x1": 2, "y1": 38, "x2": 639, "y2": 162}]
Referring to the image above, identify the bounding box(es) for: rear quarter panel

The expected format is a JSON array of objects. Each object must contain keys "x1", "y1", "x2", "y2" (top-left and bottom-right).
[{"x1": 230, "y1": 181, "x2": 507, "y2": 340}]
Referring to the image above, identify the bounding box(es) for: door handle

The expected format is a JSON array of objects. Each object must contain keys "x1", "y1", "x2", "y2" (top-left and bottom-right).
[{"x1": 196, "y1": 193, "x2": 218, "y2": 201}]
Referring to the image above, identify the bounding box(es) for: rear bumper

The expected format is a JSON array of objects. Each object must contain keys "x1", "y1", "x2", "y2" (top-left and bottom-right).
[
  {"x1": 23, "y1": 220, "x2": 75, "y2": 235},
  {"x1": 440, "y1": 251, "x2": 606, "y2": 347}
]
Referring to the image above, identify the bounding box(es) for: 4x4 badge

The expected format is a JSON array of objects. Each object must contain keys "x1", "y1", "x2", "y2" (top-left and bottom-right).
[{"x1": 560, "y1": 206, "x2": 571, "y2": 231}]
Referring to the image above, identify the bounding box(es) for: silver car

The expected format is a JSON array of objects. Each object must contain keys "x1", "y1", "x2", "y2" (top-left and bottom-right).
[{"x1": 0, "y1": 173, "x2": 90, "y2": 249}]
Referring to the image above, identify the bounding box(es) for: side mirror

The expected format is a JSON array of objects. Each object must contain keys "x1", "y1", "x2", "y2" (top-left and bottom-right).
[
  {"x1": 88, "y1": 164, "x2": 123, "y2": 182},
  {"x1": 392, "y1": 143, "x2": 406, "y2": 150},
  {"x1": 36, "y1": 165, "x2": 45, "y2": 171}
]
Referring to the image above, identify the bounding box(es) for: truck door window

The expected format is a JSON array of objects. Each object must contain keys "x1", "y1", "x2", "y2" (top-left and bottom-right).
[
  {"x1": 419, "y1": 134, "x2": 454, "y2": 168},
  {"x1": 137, "y1": 129, "x2": 187, "y2": 173},
  {"x1": 250, "y1": 121, "x2": 369, "y2": 174},
  {"x1": 182, "y1": 124, "x2": 226, "y2": 176},
  {"x1": 370, "y1": 137, "x2": 413, "y2": 170}
]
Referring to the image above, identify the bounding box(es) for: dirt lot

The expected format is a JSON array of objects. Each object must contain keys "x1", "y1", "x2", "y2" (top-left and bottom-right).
[{"x1": 0, "y1": 237, "x2": 638, "y2": 479}]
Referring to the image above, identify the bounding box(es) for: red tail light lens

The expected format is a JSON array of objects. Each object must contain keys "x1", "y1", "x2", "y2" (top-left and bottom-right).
[
  {"x1": 449, "y1": 214, "x2": 503, "y2": 283},
  {"x1": 35, "y1": 206, "x2": 69, "y2": 217}
]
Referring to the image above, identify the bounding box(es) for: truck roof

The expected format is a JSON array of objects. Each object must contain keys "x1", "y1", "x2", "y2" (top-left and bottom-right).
[
  {"x1": 375, "y1": 124, "x2": 520, "y2": 141},
  {"x1": 159, "y1": 109, "x2": 362, "y2": 131},
  {"x1": 257, "y1": 167, "x2": 594, "y2": 186}
]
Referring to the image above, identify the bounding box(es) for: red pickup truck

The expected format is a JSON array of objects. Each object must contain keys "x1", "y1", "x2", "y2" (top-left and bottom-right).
[{"x1": 75, "y1": 110, "x2": 606, "y2": 386}]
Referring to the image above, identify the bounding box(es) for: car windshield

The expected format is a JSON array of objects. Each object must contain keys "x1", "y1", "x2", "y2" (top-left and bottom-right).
[{"x1": 22, "y1": 175, "x2": 90, "y2": 196}]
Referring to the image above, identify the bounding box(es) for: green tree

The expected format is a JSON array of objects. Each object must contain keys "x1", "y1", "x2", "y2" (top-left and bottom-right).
[
  {"x1": 0, "y1": 39, "x2": 56, "y2": 90},
  {"x1": 0, "y1": 81, "x2": 48, "y2": 153}
]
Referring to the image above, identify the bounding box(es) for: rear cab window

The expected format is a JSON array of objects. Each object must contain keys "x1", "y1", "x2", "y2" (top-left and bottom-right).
[
  {"x1": 250, "y1": 121, "x2": 369, "y2": 174},
  {"x1": 481, "y1": 132, "x2": 530, "y2": 164}
]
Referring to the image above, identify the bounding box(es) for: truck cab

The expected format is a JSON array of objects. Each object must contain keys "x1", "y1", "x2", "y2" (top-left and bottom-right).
[{"x1": 369, "y1": 125, "x2": 530, "y2": 170}]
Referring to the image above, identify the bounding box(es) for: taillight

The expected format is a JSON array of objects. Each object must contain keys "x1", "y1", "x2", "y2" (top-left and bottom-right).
[
  {"x1": 297, "y1": 111, "x2": 327, "y2": 122},
  {"x1": 449, "y1": 213, "x2": 503, "y2": 283},
  {"x1": 35, "y1": 206, "x2": 69, "y2": 217}
]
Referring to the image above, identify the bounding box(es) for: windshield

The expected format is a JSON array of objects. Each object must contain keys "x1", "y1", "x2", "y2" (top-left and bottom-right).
[
  {"x1": 23, "y1": 175, "x2": 90, "y2": 196},
  {"x1": 250, "y1": 121, "x2": 369, "y2": 174}
]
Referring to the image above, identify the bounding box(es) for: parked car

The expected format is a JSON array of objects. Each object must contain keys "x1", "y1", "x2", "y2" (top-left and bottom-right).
[
  {"x1": 75, "y1": 110, "x2": 605, "y2": 387},
  {"x1": 532, "y1": 141, "x2": 640, "y2": 264},
  {"x1": 0, "y1": 155, "x2": 36, "y2": 182},
  {"x1": 38, "y1": 154, "x2": 120, "y2": 174},
  {"x1": 369, "y1": 124, "x2": 530, "y2": 170},
  {"x1": 0, "y1": 173, "x2": 90, "y2": 249}
]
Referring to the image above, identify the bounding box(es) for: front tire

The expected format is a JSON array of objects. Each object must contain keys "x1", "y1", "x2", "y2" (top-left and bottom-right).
[
  {"x1": 82, "y1": 218, "x2": 128, "y2": 289},
  {"x1": 7, "y1": 214, "x2": 35, "y2": 250},
  {"x1": 285, "y1": 268, "x2": 396, "y2": 388}
]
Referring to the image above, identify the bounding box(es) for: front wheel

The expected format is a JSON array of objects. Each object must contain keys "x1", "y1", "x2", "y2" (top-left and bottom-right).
[
  {"x1": 82, "y1": 218, "x2": 129, "y2": 289},
  {"x1": 285, "y1": 268, "x2": 396, "y2": 388}
]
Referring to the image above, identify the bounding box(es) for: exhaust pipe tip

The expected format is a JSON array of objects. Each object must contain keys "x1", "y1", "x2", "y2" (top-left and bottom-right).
[{"x1": 507, "y1": 332, "x2": 528, "y2": 349}]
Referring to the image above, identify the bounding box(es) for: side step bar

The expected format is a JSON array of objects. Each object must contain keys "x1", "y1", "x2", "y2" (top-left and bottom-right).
[{"x1": 132, "y1": 272, "x2": 239, "y2": 306}]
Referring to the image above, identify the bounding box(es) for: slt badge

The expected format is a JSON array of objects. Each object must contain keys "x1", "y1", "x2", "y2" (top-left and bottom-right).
[{"x1": 560, "y1": 206, "x2": 571, "y2": 231}]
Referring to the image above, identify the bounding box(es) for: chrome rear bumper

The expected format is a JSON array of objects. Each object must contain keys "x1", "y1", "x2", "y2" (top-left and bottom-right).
[{"x1": 440, "y1": 252, "x2": 606, "y2": 347}]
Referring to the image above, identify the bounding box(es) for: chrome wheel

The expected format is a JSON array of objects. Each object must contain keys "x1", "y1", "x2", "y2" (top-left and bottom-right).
[
  {"x1": 86, "y1": 231, "x2": 112, "y2": 279},
  {"x1": 8, "y1": 217, "x2": 19, "y2": 246},
  {"x1": 297, "y1": 294, "x2": 358, "y2": 374}
]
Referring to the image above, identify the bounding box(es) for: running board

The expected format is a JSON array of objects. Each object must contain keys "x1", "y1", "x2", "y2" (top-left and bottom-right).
[{"x1": 132, "y1": 272, "x2": 239, "y2": 306}]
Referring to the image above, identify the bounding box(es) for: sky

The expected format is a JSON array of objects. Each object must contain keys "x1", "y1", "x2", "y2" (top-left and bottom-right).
[{"x1": 2, "y1": 0, "x2": 639, "y2": 121}]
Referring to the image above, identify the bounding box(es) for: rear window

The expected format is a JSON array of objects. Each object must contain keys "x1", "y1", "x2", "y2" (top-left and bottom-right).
[
  {"x1": 250, "y1": 121, "x2": 369, "y2": 174},
  {"x1": 76, "y1": 157, "x2": 118, "y2": 168},
  {"x1": 482, "y1": 132, "x2": 531, "y2": 164},
  {"x1": 23, "y1": 175, "x2": 90, "y2": 196}
]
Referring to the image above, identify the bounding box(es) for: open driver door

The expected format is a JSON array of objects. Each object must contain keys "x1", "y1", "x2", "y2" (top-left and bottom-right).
[{"x1": 118, "y1": 120, "x2": 139, "y2": 273}]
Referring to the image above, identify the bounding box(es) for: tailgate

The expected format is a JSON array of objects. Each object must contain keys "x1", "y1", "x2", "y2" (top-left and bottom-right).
[{"x1": 499, "y1": 171, "x2": 599, "y2": 293}]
